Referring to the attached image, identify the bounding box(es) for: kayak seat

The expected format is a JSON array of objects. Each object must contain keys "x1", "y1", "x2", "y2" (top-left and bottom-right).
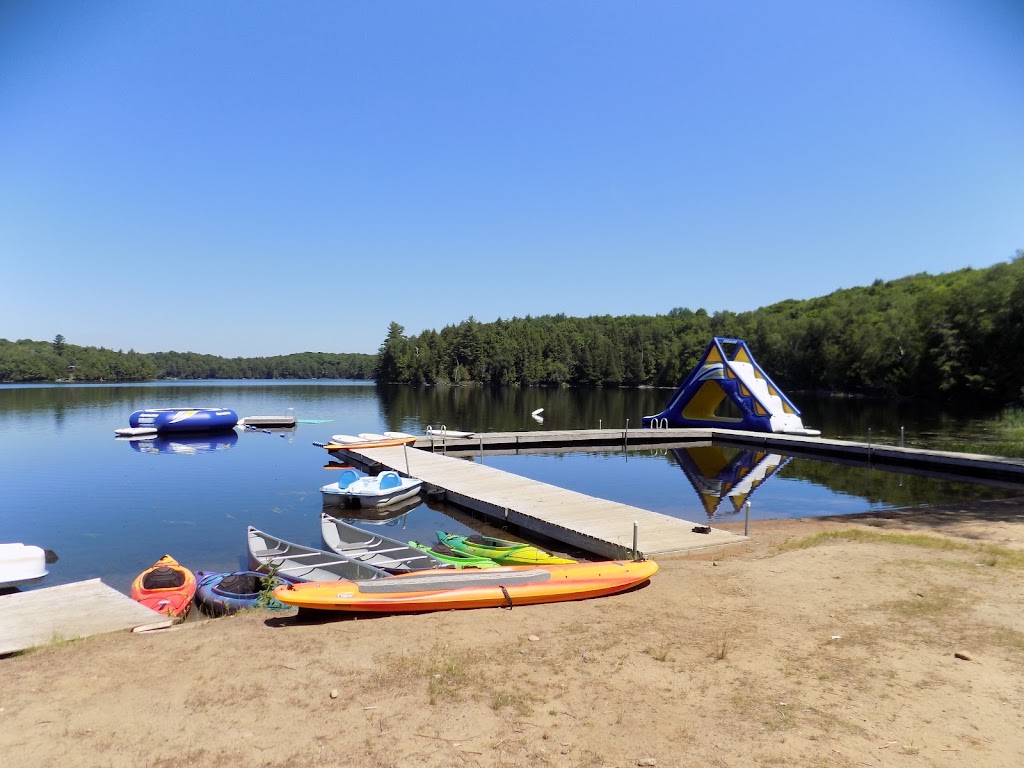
[
  {"x1": 217, "y1": 572, "x2": 262, "y2": 596},
  {"x1": 144, "y1": 566, "x2": 185, "y2": 590},
  {"x1": 378, "y1": 471, "x2": 401, "y2": 490}
]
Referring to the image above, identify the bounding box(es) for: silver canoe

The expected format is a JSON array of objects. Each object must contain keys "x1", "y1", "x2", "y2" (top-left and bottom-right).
[
  {"x1": 246, "y1": 526, "x2": 388, "y2": 583},
  {"x1": 320, "y1": 513, "x2": 451, "y2": 573}
]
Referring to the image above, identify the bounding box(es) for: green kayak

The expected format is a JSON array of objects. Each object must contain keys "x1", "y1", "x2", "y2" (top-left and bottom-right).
[
  {"x1": 407, "y1": 540, "x2": 498, "y2": 569},
  {"x1": 436, "y1": 531, "x2": 577, "y2": 566}
]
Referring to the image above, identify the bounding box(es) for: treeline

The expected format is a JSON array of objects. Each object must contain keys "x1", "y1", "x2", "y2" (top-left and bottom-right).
[
  {"x1": 376, "y1": 252, "x2": 1024, "y2": 403},
  {"x1": 6, "y1": 253, "x2": 1023, "y2": 400},
  {"x1": 0, "y1": 339, "x2": 376, "y2": 383}
]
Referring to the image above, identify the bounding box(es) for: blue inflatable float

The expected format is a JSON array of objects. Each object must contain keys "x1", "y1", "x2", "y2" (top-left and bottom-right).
[{"x1": 128, "y1": 407, "x2": 239, "y2": 433}]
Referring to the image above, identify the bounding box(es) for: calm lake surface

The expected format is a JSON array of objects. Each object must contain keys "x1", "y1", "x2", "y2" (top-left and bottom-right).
[{"x1": 2, "y1": 380, "x2": 1021, "y2": 594}]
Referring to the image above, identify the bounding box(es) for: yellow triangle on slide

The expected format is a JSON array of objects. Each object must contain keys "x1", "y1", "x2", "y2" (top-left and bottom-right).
[
  {"x1": 705, "y1": 346, "x2": 724, "y2": 363},
  {"x1": 733, "y1": 346, "x2": 752, "y2": 363}
]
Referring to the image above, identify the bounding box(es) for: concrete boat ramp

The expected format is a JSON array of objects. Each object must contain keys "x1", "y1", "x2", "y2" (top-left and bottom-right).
[{"x1": 332, "y1": 441, "x2": 746, "y2": 560}]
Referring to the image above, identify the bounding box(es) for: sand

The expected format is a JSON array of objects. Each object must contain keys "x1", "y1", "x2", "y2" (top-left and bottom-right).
[{"x1": 3, "y1": 499, "x2": 1024, "y2": 768}]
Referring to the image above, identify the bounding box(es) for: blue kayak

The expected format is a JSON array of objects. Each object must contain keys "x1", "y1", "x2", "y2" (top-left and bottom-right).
[{"x1": 194, "y1": 570, "x2": 289, "y2": 616}]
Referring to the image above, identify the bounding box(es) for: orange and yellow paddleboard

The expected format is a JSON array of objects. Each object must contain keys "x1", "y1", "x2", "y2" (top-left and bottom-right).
[{"x1": 273, "y1": 559, "x2": 657, "y2": 613}]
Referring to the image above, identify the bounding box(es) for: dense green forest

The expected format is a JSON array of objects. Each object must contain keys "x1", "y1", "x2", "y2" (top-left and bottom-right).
[
  {"x1": 0, "y1": 338, "x2": 375, "y2": 383},
  {"x1": 375, "y1": 253, "x2": 1024, "y2": 403},
  {"x1": 4, "y1": 253, "x2": 1023, "y2": 403}
]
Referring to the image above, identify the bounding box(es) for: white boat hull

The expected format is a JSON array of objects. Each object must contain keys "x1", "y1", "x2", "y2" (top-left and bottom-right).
[
  {"x1": 0, "y1": 543, "x2": 48, "y2": 588},
  {"x1": 320, "y1": 470, "x2": 423, "y2": 509},
  {"x1": 321, "y1": 483, "x2": 422, "y2": 509}
]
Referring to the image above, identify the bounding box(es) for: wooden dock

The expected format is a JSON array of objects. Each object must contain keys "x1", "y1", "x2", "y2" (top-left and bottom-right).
[
  {"x1": 332, "y1": 443, "x2": 746, "y2": 560},
  {"x1": 0, "y1": 579, "x2": 169, "y2": 656},
  {"x1": 327, "y1": 427, "x2": 1024, "y2": 559},
  {"x1": 408, "y1": 427, "x2": 1024, "y2": 482}
]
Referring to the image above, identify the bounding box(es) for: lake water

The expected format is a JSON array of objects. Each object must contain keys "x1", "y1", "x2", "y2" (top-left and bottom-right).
[{"x1": 2, "y1": 380, "x2": 1020, "y2": 594}]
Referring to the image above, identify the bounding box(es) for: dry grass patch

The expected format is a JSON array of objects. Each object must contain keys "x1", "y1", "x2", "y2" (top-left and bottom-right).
[
  {"x1": 885, "y1": 586, "x2": 964, "y2": 621},
  {"x1": 369, "y1": 643, "x2": 540, "y2": 712},
  {"x1": 772, "y1": 529, "x2": 1024, "y2": 568}
]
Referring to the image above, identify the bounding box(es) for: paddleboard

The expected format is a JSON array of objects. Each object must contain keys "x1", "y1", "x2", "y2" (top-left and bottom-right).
[{"x1": 273, "y1": 559, "x2": 658, "y2": 613}]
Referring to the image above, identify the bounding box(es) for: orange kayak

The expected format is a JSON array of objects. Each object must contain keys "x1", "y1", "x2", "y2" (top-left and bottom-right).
[
  {"x1": 273, "y1": 559, "x2": 657, "y2": 613},
  {"x1": 130, "y1": 554, "x2": 197, "y2": 618}
]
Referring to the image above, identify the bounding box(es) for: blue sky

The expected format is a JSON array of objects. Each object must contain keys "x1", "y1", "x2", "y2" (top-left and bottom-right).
[{"x1": 1, "y1": 1, "x2": 1022, "y2": 357}]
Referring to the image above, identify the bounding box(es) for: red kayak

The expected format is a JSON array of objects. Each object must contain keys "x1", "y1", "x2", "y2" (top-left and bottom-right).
[{"x1": 130, "y1": 554, "x2": 197, "y2": 618}]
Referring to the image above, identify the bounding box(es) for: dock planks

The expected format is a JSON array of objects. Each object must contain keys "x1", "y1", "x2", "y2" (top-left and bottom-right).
[
  {"x1": 332, "y1": 444, "x2": 745, "y2": 560},
  {"x1": 327, "y1": 426, "x2": 1024, "y2": 558},
  {"x1": 0, "y1": 579, "x2": 168, "y2": 656}
]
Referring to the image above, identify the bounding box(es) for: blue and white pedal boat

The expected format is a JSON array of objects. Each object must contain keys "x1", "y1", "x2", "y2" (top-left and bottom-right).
[{"x1": 320, "y1": 468, "x2": 424, "y2": 509}]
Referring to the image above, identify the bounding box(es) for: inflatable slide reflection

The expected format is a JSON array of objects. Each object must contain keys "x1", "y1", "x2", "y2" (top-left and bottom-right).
[{"x1": 670, "y1": 445, "x2": 791, "y2": 519}]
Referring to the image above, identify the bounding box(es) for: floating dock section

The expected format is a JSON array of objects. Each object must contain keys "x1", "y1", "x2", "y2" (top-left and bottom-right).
[{"x1": 331, "y1": 443, "x2": 745, "y2": 560}]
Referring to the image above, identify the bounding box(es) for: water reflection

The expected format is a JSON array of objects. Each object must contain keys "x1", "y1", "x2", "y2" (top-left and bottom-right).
[
  {"x1": 333, "y1": 495, "x2": 423, "y2": 525},
  {"x1": 123, "y1": 430, "x2": 239, "y2": 455},
  {"x1": 670, "y1": 446, "x2": 791, "y2": 518},
  {"x1": 4, "y1": 381, "x2": 1022, "y2": 594}
]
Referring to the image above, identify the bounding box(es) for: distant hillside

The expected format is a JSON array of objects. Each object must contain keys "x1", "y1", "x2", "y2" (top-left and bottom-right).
[
  {"x1": 375, "y1": 251, "x2": 1024, "y2": 403},
  {"x1": 0, "y1": 339, "x2": 376, "y2": 383}
]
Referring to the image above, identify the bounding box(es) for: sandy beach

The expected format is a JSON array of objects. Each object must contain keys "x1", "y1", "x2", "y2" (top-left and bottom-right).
[{"x1": 3, "y1": 499, "x2": 1024, "y2": 768}]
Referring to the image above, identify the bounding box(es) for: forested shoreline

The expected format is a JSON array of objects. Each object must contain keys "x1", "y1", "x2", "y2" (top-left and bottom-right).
[
  {"x1": 4, "y1": 254, "x2": 1023, "y2": 404},
  {"x1": 376, "y1": 254, "x2": 1024, "y2": 403},
  {"x1": 0, "y1": 341, "x2": 375, "y2": 383}
]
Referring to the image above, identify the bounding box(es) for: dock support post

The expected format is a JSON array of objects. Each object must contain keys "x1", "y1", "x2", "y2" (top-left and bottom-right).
[
  {"x1": 624, "y1": 419, "x2": 629, "y2": 451},
  {"x1": 744, "y1": 501, "x2": 751, "y2": 537},
  {"x1": 900, "y1": 426, "x2": 904, "y2": 448},
  {"x1": 403, "y1": 444, "x2": 410, "y2": 476},
  {"x1": 632, "y1": 521, "x2": 638, "y2": 560},
  {"x1": 479, "y1": 435, "x2": 484, "y2": 463}
]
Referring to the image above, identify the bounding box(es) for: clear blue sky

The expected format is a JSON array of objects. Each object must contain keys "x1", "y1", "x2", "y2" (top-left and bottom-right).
[{"x1": 2, "y1": 1, "x2": 1022, "y2": 357}]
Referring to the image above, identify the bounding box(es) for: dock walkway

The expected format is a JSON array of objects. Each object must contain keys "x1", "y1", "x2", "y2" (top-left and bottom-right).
[
  {"x1": 408, "y1": 428, "x2": 1024, "y2": 482},
  {"x1": 0, "y1": 579, "x2": 168, "y2": 656},
  {"x1": 332, "y1": 444, "x2": 744, "y2": 560},
  {"x1": 329, "y1": 426, "x2": 1024, "y2": 558}
]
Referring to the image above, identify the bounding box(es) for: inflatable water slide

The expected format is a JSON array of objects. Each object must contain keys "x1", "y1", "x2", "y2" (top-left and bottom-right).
[{"x1": 642, "y1": 337, "x2": 819, "y2": 435}]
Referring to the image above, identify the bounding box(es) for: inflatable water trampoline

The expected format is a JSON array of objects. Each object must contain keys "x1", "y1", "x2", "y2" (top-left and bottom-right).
[{"x1": 128, "y1": 407, "x2": 239, "y2": 433}]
